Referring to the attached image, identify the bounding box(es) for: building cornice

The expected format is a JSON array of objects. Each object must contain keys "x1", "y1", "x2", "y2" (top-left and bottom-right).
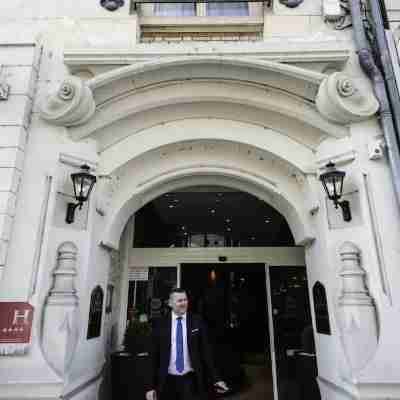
[{"x1": 63, "y1": 40, "x2": 351, "y2": 67}]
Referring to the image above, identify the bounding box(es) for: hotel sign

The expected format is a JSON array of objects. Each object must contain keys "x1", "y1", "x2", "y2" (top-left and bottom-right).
[{"x1": 0, "y1": 302, "x2": 34, "y2": 355}]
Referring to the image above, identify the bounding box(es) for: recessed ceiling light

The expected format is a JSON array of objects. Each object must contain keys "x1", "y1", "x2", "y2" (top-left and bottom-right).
[
  {"x1": 226, "y1": 218, "x2": 231, "y2": 223},
  {"x1": 210, "y1": 209, "x2": 216, "y2": 214},
  {"x1": 169, "y1": 204, "x2": 174, "y2": 208},
  {"x1": 265, "y1": 219, "x2": 270, "y2": 223},
  {"x1": 227, "y1": 227, "x2": 231, "y2": 231},
  {"x1": 182, "y1": 226, "x2": 186, "y2": 230}
]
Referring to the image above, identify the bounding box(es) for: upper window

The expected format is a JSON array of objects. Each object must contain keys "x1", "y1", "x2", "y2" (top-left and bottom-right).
[
  {"x1": 153, "y1": 1, "x2": 249, "y2": 16},
  {"x1": 206, "y1": 2, "x2": 248, "y2": 16},
  {"x1": 154, "y1": 2, "x2": 196, "y2": 16}
]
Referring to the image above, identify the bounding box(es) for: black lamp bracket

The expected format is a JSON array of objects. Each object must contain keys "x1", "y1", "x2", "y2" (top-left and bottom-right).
[
  {"x1": 336, "y1": 199, "x2": 352, "y2": 222},
  {"x1": 66, "y1": 202, "x2": 82, "y2": 224}
]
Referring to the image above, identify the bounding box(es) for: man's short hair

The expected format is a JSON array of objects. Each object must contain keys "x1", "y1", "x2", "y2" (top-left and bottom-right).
[{"x1": 169, "y1": 287, "x2": 187, "y2": 298}]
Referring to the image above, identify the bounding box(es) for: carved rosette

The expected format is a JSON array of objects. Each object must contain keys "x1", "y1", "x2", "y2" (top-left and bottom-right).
[
  {"x1": 40, "y1": 76, "x2": 95, "y2": 127},
  {"x1": 337, "y1": 242, "x2": 378, "y2": 373},
  {"x1": 40, "y1": 242, "x2": 80, "y2": 377},
  {"x1": 316, "y1": 72, "x2": 379, "y2": 124}
]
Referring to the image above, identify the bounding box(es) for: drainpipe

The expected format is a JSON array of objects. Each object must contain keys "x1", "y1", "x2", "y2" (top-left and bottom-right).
[
  {"x1": 369, "y1": 0, "x2": 400, "y2": 143},
  {"x1": 349, "y1": 0, "x2": 400, "y2": 210}
]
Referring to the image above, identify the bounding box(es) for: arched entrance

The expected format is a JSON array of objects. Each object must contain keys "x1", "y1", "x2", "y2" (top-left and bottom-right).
[
  {"x1": 120, "y1": 184, "x2": 315, "y2": 400},
  {"x1": 93, "y1": 124, "x2": 322, "y2": 400}
]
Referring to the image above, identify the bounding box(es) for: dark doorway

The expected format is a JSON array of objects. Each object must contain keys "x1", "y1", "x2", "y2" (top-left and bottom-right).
[
  {"x1": 181, "y1": 263, "x2": 274, "y2": 399},
  {"x1": 181, "y1": 264, "x2": 319, "y2": 400},
  {"x1": 269, "y1": 266, "x2": 320, "y2": 400}
]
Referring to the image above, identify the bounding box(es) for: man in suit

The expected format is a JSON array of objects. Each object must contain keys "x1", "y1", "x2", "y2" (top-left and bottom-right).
[{"x1": 146, "y1": 288, "x2": 229, "y2": 400}]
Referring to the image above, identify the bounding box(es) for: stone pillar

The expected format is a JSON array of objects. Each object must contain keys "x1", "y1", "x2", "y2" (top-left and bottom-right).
[
  {"x1": 337, "y1": 242, "x2": 378, "y2": 372},
  {"x1": 40, "y1": 242, "x2": 80, "y2": 377}
]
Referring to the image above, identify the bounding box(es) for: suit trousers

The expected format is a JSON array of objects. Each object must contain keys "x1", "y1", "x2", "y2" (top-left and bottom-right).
[{"x1": 160, "y1": 373, "x2": 203, "y2": 400}]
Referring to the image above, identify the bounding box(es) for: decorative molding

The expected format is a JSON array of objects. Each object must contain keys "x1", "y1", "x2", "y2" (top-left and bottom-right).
[
  {"x1": 136, "y1": 164, "x2": 278, "y2": 191},
  {"x1": 29, "y1": 175, "x2": 53, "y2": 298},
  {"x1": 337, "y1": 242, "x2": 378, "y2": 373},
  {"x1": 362, "y1": 173, "x2": 391, "y2": 303},
  {"x1": 59, "y1": 152, "x2": 98, "y2": 171},
  {"x1": 0, "y1": 65, "x2": 10, "y2": 101},
  {"x1": 322, "y1": 0, "x2": 342, "y2": 22},
  {"x1": 316, "y1": 72, "x2": 379, "y2": 124},
  {"x1": 129, "y1": 247, "x2": 306, "y2": 267},
  {"x1": 64, "y1": 43, "x2": 351, "y2": 66},
  {"x1": 87, "y1": 56, "x2": 326, "y2": 90},
  {"x1": 368, "y1": 138, "x2": 385, "y2": 161},
  {"x1": 40, "y1": 76, "x2": 95, "y2": 127},
  {"x1": 40, "y1": 242, "x2": 80, "y2": 377},
  {"x1": 316, "y1": 150, "x2": 356, "y2": 169},
  {"x1": 297, "y1": 236, "x2": 315, "y2": 247}
]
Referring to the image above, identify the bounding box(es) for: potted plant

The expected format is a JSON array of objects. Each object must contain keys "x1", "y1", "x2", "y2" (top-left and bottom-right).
[
  {"x1": 123, "y1": 313, "x2": 152, "y2": 355},
  {"x1": 111, "y1": 313, "x2": 153, "y2": 399}
]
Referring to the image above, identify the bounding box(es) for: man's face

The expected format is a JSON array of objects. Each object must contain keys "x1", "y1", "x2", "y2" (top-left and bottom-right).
[{"x1": 169, "y1": 292, "x2": 188, "y2": 316}]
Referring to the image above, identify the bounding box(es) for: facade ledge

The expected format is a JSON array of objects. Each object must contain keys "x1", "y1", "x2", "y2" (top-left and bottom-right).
[{"x1": 64, "y1": 40, "x2": 351, "y2": 67}]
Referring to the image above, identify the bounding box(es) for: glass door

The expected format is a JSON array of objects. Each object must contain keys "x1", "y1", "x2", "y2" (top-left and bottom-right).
[
  {"x1": 127, "y1": 266, "x2": 178, "y2": 323},
  {"x1": 266, "y1": 266, "x2": 319, "y2": 400}
]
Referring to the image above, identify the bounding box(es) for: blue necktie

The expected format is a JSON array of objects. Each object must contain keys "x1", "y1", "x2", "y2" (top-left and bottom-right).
[{"x1": 176, "y1": 317, "x2": 184, "y2": 373}]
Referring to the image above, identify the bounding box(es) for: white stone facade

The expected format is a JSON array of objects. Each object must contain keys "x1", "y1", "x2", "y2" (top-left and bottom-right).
[{"x1": 0, "y1": 1, "x2": 400, "y2": 400}]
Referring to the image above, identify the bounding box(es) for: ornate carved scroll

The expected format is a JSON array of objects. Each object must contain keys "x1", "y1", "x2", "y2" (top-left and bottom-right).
[
  {"x1": 40, "y1": 76, "x2": 95, "y2": 127},
  {"x1": 316, "y1": 72, "x2": 379, "y2": 124}
]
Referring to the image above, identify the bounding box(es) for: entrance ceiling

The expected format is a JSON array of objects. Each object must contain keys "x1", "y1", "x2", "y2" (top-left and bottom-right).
[{"x1": 134, "y1": 186, "x2": 294, "y2": 247}]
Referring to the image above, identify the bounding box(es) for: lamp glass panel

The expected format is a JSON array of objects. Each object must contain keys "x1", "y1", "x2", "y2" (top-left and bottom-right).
[
  {"x1": 73, "y1": 174, "x2": 94, "y2": 202},
  {"x1": 325, "y1": 176, "x2": 337, "y2": 199}
]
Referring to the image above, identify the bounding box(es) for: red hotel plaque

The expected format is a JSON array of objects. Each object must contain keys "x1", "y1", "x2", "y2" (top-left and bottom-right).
[{"x1": 0, "y1": 302, "x2": 34, "y2": 344}]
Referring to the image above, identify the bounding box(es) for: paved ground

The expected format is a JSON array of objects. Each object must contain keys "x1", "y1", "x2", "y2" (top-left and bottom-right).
[{"x1": 227, "y1": 364, "x2": 274, "y2": 400}]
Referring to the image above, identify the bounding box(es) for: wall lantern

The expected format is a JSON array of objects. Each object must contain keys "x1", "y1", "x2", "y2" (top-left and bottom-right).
[
  {"x1": 100, "y1": 0, "x2": 124, "y2": 11},
  {"x1": 319, "y1": 162, "x2": 352, "y2": 222},
  {"x1": 66, "y1": 165, "x2": 97, "y2": 224}
]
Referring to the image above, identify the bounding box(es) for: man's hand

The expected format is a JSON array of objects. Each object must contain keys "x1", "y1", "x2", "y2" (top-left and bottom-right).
[
  {"x1": 146, "y1": 390, "x2": 157, "y2": 400},
  {"x1": 214, "y1": 381, "x2": 229, "y2": 394}
]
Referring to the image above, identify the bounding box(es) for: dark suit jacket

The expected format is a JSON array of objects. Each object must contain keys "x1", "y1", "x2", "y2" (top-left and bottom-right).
[{"x1": 149, "y1": 312, "x2": 220, "y2": 395}]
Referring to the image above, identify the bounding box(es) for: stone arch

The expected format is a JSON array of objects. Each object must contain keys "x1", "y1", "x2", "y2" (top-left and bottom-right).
[
  {"x1": 99, "y1": 135, "x2": 316, "y2": 250},
  {"x1": 98, "y1": 118, "x2": 315, "y2": 176}
]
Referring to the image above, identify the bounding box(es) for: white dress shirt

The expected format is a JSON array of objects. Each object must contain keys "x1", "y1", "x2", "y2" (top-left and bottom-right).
[{"x1": 168, "y1": 312, "x2": 193, "y2": 375}]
